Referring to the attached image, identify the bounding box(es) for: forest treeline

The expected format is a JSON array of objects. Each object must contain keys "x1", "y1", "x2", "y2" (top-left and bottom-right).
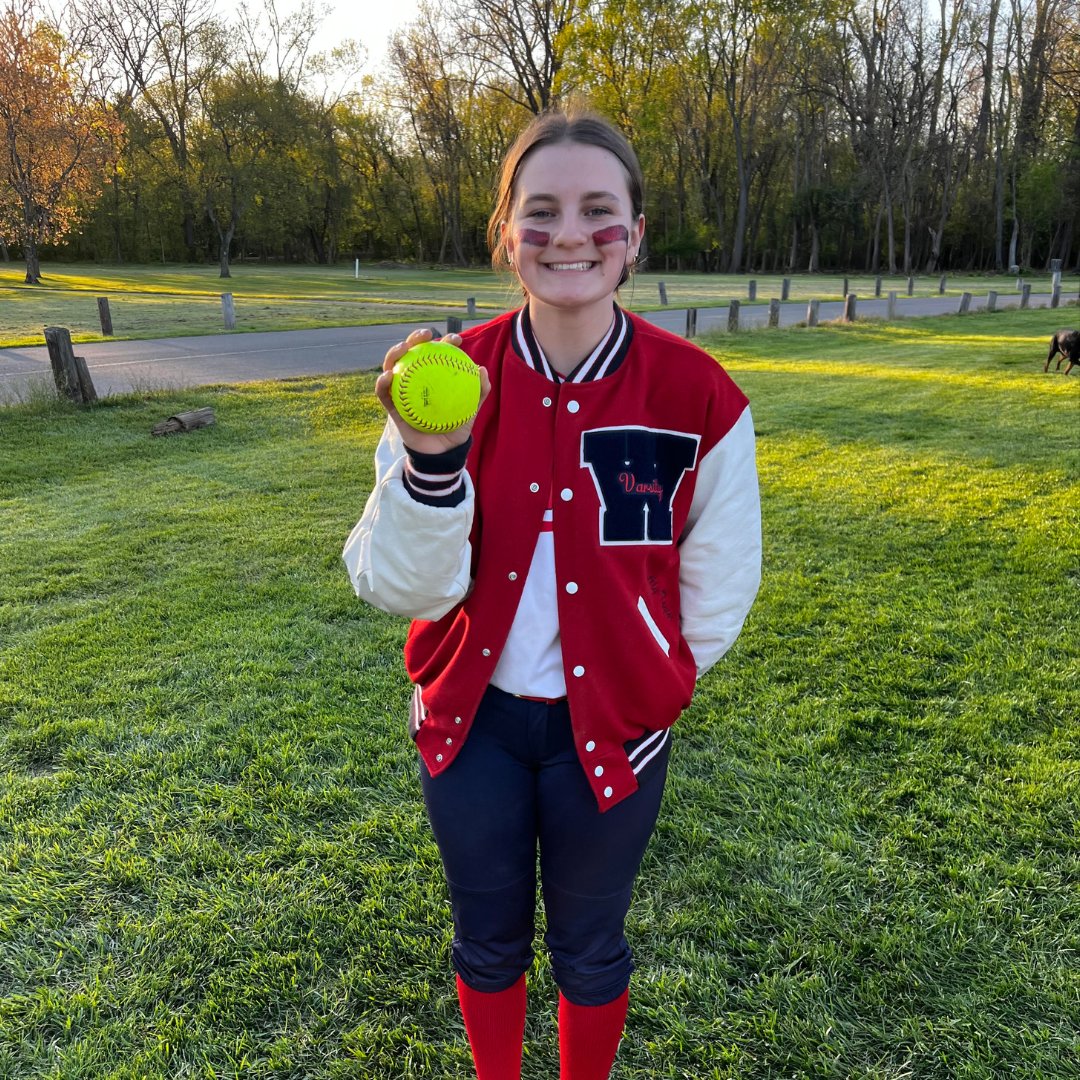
[{"x1": 2, "y1": 0, "x2": 1078, "y2": 283}]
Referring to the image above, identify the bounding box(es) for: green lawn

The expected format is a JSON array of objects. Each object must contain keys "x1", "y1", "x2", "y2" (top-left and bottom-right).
[
  {"x1": 1, "y1": 311, "x2": 1078, "y2": 1078},
  {"x1": 2, "y1": 261, "x2": 1074, "y2": 348}
]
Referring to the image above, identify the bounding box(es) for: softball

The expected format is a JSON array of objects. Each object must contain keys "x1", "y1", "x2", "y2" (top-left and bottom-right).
[{"x1": 391, "y1": 341, "x2": 482, "y2": 433}]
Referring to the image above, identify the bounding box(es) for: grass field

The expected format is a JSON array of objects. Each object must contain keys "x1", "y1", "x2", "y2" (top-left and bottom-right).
[
  {"x1": 1, "y1": 310, "x2": 1078, "y2": 1078},
  {"x1": 2, "y1": 261, "x2": 1075, "y2": 348}
]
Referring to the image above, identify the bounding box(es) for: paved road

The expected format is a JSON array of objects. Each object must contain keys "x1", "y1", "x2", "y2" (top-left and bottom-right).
[{"x1": 0, "y1": 290, "x2": 1063, "y2": 401}]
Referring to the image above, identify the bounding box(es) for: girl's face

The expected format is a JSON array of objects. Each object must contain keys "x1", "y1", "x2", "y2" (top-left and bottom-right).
[{"x1": 504, "y1": 141, "x2": 644, "y2": 321}]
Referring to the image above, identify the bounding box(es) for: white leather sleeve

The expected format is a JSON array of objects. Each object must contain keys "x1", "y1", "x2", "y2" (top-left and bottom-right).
[
  {"x1": 342, "y1": 420, "x2": 475, "y2": 621},
  {"x1": 678, "y1": 406, "x2": 762, "y2": 676}
]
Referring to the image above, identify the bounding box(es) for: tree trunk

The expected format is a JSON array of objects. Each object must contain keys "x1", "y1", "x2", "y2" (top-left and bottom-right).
[{"x1": 23, "y1": 234, "x2": 41, "y2": 284}]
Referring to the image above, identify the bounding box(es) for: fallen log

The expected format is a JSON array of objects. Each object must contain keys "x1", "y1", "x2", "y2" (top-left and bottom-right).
[{"x1": 151, "y1": 407, "x2": 216, "y2": 437}]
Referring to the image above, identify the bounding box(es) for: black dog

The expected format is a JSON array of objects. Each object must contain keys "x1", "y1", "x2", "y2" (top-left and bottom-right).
[{"x1": 1045, "y1": 329, "x2": 1080, "y2": 374}]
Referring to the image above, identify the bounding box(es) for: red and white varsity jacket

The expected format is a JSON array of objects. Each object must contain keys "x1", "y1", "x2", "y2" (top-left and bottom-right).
[{"x1": 344, "y1": 306, "x2": 761, "y2": 811}]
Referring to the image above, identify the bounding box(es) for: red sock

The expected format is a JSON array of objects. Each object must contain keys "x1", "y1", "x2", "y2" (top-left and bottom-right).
[
  {"x1": 456, "y1": 973, "x2": 527, "y2": 1080},
  {"x1": 558, "y1": 988, "x2": 630, "y2": 1080}
]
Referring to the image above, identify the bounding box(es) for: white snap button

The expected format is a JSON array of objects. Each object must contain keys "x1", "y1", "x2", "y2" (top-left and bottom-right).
[
  {"x1": 508, "y1": 572, "x2": 518, "y2": 581},
  {"x1": 446, "y1": 737, "x2": 453, "y2": 745},
  {"x1": 560, "y1": 488, "x2": 573, "y2": 501},
  {"x1": 603, "y1": 786, "x2": 613, "y2": 798},
  {"x1": 565, "y1": 582, "x2": 578, "y2": 594},
  {"x1": 572, "y1": 665, "x2": 585, "y2": 677},
  {"x1": 594, "y1": 765, "x2": 604, "y2": 778},
  {"x1": 567, "y1": 401, "x2": 580, "y2": 414},
  {"x1": 454, "y1": 716, "x2": 462, "y2": 724},
  {"x1": 482, "y1": 648, "x2": 491, "y2": 657},
  {"x1": 436, "y1": 754, "x2": 444, "y2": 763},
  {"x1": 529, "y1": 482, "x2": 540, "y2": 493},
  {"x1": 542, "y1": 396, "x2": 552, "y2": 407},
  {"x1": 585, "y1": 740, "x2": 596, "y2": 752}
]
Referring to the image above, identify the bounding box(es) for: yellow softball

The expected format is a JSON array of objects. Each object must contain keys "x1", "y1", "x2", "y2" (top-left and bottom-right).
[{"x1": 391, "y1": 341, "x2": 482, "y2": 433}]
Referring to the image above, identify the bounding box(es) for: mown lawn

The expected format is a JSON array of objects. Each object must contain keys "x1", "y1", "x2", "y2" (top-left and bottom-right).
[
  {"x1": 3, "y1": 261, "x2": 1072, "y2": 348},
  {"x1": 1, "y1": 311, "x2": 1077, "y2": 1078}
]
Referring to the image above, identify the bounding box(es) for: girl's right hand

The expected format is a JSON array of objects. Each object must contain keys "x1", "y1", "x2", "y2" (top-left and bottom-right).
[{"x1": 374, "y1": 328, "x2": 491, "y2": 454}]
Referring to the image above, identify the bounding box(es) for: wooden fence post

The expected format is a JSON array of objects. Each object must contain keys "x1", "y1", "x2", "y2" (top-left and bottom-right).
[
  {"x1": 987, "y1": 290, "x2": 997, "y2": 312},
  {"x1": 842, "y1": 276, "x2": 849, "y2": 298},
  {"x1": 781, "y1": 278, "x2": 790, "y2": 301},
  {"x1": 44, "y1": 326, "x2": 97, "y2": 404},
  {"x1": 658, "y1": 282, "x2": 668, "y2": 305},
  {"x1": 843, "y1": 294, "x2": 857, "y2": 322},
  {"x1": 768, "y1": 299, "x2": 781, "y2": 327},
  {"x1": 887, "y1": 291, "x2": 897, "y2": 320},
  {"x1": 958, "y1": 292, "x2": 972, "y2": 314},
  {"x1": 938, "y1": 274, "x2": 946, "y2": 294},
  {"x1": 685, "y1": 308, "x2": 698, "y2": 338},
  {"x1": 907, "y1": 275, "x2": 915, "y2": 296},
  {"x1": 806, "y1": 299, "x2": 819, "y2": 327},
  {"x1": 446, "y1": 316, "x2": 463, "y2": 334},
  {"x1": 466, "y1": 297, "x2": 476, "y2": 317},
  {"x1": 874, "y1": 276, "x2": 882, "y2": 297},
  {"x1": 97, "y1": 297, "x2": 113, "y2": 336},
  {"x1": 727, "y1": 300, "x2": 740, "y2": 332},
  {"x1": 747, "y1": 280, "x2": 757, "y2": 301},
  {"x1": 1051, "y1": 284, "x2": 1061, "y2": 309},
  {"x1": 1020, "y1": 284, "x2": 1031, "y2": 309},
  {"x1": 221, "y1": 293, "x2": 236, "y2": 330}
]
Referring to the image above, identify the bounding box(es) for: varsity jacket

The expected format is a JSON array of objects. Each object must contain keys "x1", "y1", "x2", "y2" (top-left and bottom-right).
[{"x1": 343, "y1": 306, "x2": 761, "y2": 811}]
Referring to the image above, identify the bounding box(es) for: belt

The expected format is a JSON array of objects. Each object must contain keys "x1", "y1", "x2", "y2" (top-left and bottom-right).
[{"x1": 512, "y1": 693, "x2": 568, "y2": 705}]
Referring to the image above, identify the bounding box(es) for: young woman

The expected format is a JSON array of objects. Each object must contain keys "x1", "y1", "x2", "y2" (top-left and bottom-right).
[{"x1": 344, "y1": 109, "x2": 761, "y2": 1079}]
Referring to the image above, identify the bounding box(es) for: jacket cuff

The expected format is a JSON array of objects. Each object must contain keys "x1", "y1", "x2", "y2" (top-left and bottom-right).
[{"x1": 403, "y1": 438, "x2": 471, "y2": 507}]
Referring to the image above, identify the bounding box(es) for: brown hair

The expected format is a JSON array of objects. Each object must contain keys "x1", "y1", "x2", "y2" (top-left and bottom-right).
[{"x1": 487, "y1": 109, "x2": 645, "y2": 281}]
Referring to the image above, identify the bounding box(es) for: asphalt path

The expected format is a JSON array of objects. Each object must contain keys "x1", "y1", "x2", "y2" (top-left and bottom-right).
[{"x1": 0, "y1": 290, "x2": 1062, "y2": 400}]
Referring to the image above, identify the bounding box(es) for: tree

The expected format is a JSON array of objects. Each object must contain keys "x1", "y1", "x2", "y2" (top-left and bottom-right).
[{"x1": 0, "y1": 0, "x2": 120, "y2": 282}]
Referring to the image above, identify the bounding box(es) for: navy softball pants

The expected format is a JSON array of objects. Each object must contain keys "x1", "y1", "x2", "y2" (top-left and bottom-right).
[{"x1": 419, "y1": 685, "x2": 670, "y2": 1007}]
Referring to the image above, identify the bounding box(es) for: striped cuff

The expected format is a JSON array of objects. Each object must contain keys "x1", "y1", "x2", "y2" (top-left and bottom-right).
[{"x1": 402, "y1": 438, "x2": 471, "y2": 507}]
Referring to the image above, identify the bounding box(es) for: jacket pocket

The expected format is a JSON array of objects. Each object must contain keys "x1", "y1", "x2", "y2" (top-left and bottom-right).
[{"x1": 636, "y1": 595, "x2": 671, "y2": 656}]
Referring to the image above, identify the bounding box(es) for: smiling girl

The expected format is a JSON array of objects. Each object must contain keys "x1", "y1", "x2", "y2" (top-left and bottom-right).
[{"x1": 344, "y1": 110, "x2": 762, "y2": 1079}]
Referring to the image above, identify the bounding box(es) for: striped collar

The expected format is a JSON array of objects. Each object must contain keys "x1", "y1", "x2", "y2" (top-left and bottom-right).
[{"x1": 511, "y1": 304, "x2": 634, "y2": 384}]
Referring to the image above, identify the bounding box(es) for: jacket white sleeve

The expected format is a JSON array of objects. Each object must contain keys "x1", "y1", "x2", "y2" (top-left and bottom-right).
[
  {"x1": 678, "y1": 405, "x2": 762, "y2": 676},
  {"x1": 342, "y1": 420, "x2": 475, "y2": 621}
]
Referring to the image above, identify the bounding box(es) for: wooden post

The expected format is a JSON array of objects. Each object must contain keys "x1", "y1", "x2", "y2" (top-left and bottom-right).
[
  {"x1": 727, "y1": 300, "x2": 740, "y2": 332},
  {"x1": 842, "y1": 276, "x2": 849, "y2": 298},
  {"x1": 958, "y1": 292, "x2": 972, "y2": 314},
  {"x1": 843, "y1": 294, "x2": 856, "y2": 322},
  {"x1": 1051, "y1": 269, "x2": 1062, "y2": 293},
  {"x1": 466, "y1": 297, "x2": 477, "y2": 317},
  {"x1": 887, "y1": 290, "x2": 897, "y2": 319},
  {"x1": 685, "y1": 308, "x2": 698, "y2": 338},
  {"x1": 44, "y1": 326, "x2": 96, "y2": 404},
  {"x1": 658, "y1": 282, "x2": 668, "y2": 305},
  {"x1": 987, "y1": 290, "x2": 997, "y2": 312},
  {"x1": 446, "y1": 315, "x2": 463, "y2": 334},
  {"x1": 768, "y1": 299, "x2": 780, "y2": 327},
  {"x1": 97, "y1": 297, "x2": 113, "y2": 336},
  {"x1": 747, "y1": 280, "x2": 757, "y2": 301},
  {"x1": 1021, "y1": 284, "x2": 1031, "y2": 309},
  {"x1": 806, "y1": 299, "x2": 819, "y2": 327},
  {"x1": 221, "y1": 293, "x2": 236, "y2": 330},
  {"x1": 1051, "y1": 284, "x2": 1061, "y2": 309},
  {"x1": 874, "y1": 276, "x2": 882, "y2": 297},
  {"x1": 907, "y1": 275, "x2": 914, "y2": 296},
  {"x1": 938, "y1": 274, "x2": 946, "y2": 294},
  {"x1": 781, "y1": 278, "x2": 790, "y2": 301}
]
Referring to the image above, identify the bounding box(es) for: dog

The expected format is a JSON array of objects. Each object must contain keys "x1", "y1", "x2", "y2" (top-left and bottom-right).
[{"x1": 1045, "y1": 329, "x2": 1080, "y2": 374}]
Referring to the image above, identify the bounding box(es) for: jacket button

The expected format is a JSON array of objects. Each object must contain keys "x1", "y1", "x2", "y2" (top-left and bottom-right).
[
  {"x1": 567, "y1": 401, "x2": 580, "y2": 414},
  {"x1": 594, "y1": 765, "x2": 604, "y2": 778},
  {"x1": 436, "y1": 754, "x2": 444, "y2": 763},
  {"x1": 572, "y1": 665, "x2": 585, "y2": 677},
  {"x1": 565, "y1": 581, "x2": 578, "y2": 594},
  {"x1": 454, "y1": 716, "x2": 462, "y2": 724},
  {"x1": 560, "y1": 488, "x2": 573, "y2": 501},
  {"x1": 446, "y1": 737, "x2": 453, "y2": 745},
  {"x1": 529, "y1": 482, "x2": 540, "y2": 493},
  {"x1": 482, "y1": 648, "x2": 491, "y2": 657},
  {"x1": 508, "y1": 572, "x2": 518, "y2": 581},
  {"x1": 585, "y1": 740, "x2": 596, "y2": 752},
  {"x1": 603, "y1": 786, "x2": 613, "y2": 798},
  {"x1": 542, "y1": 396, "x2": 552, "y2": 407}
]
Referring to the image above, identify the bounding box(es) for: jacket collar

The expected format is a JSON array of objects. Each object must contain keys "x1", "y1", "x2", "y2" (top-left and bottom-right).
[{"x1": 512, "y1": 304, "x2": 634, "y2": 384}]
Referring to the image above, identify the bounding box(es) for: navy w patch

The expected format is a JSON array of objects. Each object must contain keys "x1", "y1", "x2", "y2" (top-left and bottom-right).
[{"x1": 581, "y1": 427, "x2": 700, "y2": 544}]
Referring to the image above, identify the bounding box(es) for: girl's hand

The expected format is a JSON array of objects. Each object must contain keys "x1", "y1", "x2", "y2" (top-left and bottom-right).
[{"x1": 374, "y1": 328, "x2": 491, "y2": 454}]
